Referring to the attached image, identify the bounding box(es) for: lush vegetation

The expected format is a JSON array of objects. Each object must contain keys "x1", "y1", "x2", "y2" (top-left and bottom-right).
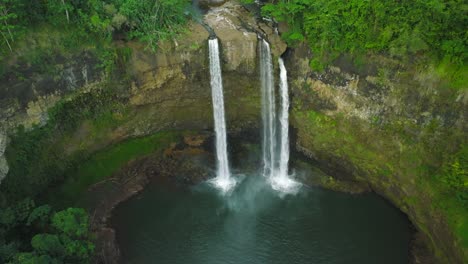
[
  {"x1": 438, "y1": 146, "x2": 468, "y2": 207},
  {"x1": 1, "y1": 86, "x2": 124, "y2": 203},
  {"x1": 0, "y1": 80, "x2": 184, "y2": 262},
  {"x1": 0, "y1": 199, "x2": 94, "y2": 264},
  {"x1": 434, "y1": 146, "x2": 468, "y2": 248},
  {"x1": 260, "y1": 0, "x2": 467, "y2": 251},
  {"x1": 0, "y1": 0, "x2": 191, "y2": 56},
  {"x1": 0, "y1": 84, "x2": 124, "y2": 263},
  {"x1": 50, "y1": 131, "x2": 180, "y2": 207},
  {"x1": 0, "y1": 2, "x2": 192, "y2": 259},
  {"x1": 1, "y1": 0, "x2": 466, "y2": 262},
  {"x1": 293, "y1": 107, "x2": 468, "y2": 259},
  {"x1": 261, "y1": 0, "x2": 467, "y2": 79}
]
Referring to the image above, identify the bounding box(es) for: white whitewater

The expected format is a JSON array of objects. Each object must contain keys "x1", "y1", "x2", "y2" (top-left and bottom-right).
[
  {"x1": 270, "y1": 58, "x2": 301, "y2": 193},
  {"x1": 259, "y1": 39, "x2": 276, "y2": 179},
  {"x1": 277, "y1": 58, "x2": 290, "y2": 179},
  {"x1": 259, "y1": 38, "x2": 300, "y2": 193},
  {"x1": 208, "y1": 38, "x2": 236, "y2": 193}
]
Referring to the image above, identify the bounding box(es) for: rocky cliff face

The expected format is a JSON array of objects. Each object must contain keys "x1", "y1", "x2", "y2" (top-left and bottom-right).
[
  {"x1": 0, "y1": 2, "x2": 284, "y2": 186},
  {"x1": 0, "y1": 1, "x2": 465, "y2": 263},
  {"x1": 285, "y1": 44, "x2": 467, "y2": 264},
  {"x1": 0, "y1": 52, "x2": 102, "y2": 130}
]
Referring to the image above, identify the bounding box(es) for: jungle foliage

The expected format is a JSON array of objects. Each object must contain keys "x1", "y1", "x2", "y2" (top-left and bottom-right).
[
  {"x1": 1, "y1": 87, "x2": 122, "y2": 203},
  {"x1": 438, "y1": 146, "x2": 468, "y2": 207},
  {"x1": 0, "y1": 0, "x2": 191, "y2": 54},
  {"x1": 0, "y1": 199, "x2": 93, "y2": 264},
  {"x1": 261, "y1": 0, "x2": 467, "y2": 72}
]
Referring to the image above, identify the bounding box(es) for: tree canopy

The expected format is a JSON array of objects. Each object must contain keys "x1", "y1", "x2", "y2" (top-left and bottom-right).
[
  {"x1": 0, "y1": 199, "x2": 94, "y2": 264},
  {"x1": 262, "y1": 0, "x2": 467, "y2": 71},
  {"x1": 0, "y1": 0, "x2": 191, "y2": 53}
]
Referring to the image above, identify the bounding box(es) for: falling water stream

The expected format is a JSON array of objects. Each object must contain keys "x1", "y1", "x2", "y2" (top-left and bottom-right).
[
  {"x1": 208, "y1": 38, "x2": 236, "y2": 193},
  {"x1": 259, "y1": 39, "x2": 300, "y2": 193},
  {"x1": 259, "y1": 39, "x2": 276, "y2": 179},
  {"x1": 277, "y1": 58, "x2": 289, "y2": 178},
  {"x1": 270, "y1": 58, "x2": 300, "y2": 193},
  {"x1": 110, "y1": 38, "x2": 412, "y2": 264}
]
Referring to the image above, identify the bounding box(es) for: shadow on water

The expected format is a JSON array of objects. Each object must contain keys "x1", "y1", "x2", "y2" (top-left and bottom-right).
[{"x1": 112, "y1": 173, "x2": 411, "y2": 264}]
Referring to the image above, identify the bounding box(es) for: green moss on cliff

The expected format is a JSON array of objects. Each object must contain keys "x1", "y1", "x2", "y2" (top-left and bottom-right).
[
  {"x1": 292, "y1": 107, "x2": 468, "y2": 262},
  {"x1": 50, "y1": 131, "x2": 181, "y2": 206},
  {"x1": 294, "y1": 109, "x2": 392, "y2": 178},
  {"x1": 429, "y1": 146, "x2": 468, "y2": 248},
  {"x1": 1, "y1": 82, "x2": 126, "y2": 204}
]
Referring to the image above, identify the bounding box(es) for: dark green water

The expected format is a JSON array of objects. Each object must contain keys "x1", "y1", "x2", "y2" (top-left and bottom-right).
[{"x1": 112, "y1": 175, "x2": 411, "y2": 264}]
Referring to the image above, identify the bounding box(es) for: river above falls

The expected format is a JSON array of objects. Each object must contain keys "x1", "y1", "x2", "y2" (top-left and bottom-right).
[{"x1": 111, "y1": 173, "x2": 411, "y2": 264}]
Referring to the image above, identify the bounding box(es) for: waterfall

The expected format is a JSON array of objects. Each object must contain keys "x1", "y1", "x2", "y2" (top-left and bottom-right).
[
  {"x1": 277, "y1": 58, "x2": 289, "y2": 179},
  {"x1": 259, "y1": 38, "x2": 300, "y2": 193},
  {"x1": 270, "y1": 57, "x2": 300, "y2": 194},
  {"x1": 208, "y1": 38, "x2": 236, "y2": 193},
  {"x1": 259, "y1": 39, "x2": 276, "y2": 179}
]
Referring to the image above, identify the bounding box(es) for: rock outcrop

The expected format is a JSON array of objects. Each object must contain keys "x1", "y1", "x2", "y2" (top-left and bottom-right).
[
  {"x1": 0, "y1": 53, "x2": 101, "y2": 130},
  {"x1": 204, "y1": 1, "x2": 286, "y2": 71}
]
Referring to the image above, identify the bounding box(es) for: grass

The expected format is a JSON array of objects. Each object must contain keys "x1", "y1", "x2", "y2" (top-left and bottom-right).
[
  {"x1": 48, "y1": 131, "x2": 181, "y2": 206},
  {"x1": 435, "y1": 59, "x2": 468, "y2": 90},
  {"x1": 428, "y1": 182, "x2": 468, "y2": 255}
]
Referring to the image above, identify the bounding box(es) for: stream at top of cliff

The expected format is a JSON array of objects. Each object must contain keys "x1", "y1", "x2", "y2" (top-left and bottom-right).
[{"x1": 111, "y1": 171, "x2": 411, "y2": 264}]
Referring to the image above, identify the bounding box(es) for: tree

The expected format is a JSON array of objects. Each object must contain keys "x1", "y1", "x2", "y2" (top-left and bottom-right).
[
  {"x1": 0, "y1": 201, "x2": 94, "y2": 264},
  {"x1": 119, "y1": 0, "x2": 190, "y2": 50},
  {"x1": 11, "y1": 252, "x2": 61, "y2": 264},
  {"x1": 31, "y1": 234, "x2": 65, "y2": 257},
  {"x1": 45, "y1": 0, "x2": 73, "y2": 26},
  {"x1": 0, "y1": 0, "x2": 18, "y2": 52},
  {"x1": 61, "y1": 0, "x2": 69, "y2": 23},
  {"x1": 262, "y1": 0, "x2": 467, "y2": 68},
  {"x1": 27, "y1": 205, "x2": 52, "y2": 229},
  {"x1": 51, "y1": 208, "x2": 89, "y2": 239}
]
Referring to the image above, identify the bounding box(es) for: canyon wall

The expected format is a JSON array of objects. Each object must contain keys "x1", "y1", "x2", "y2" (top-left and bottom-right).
[
  {"x1": 0, "y1": 2, "x2": 465, "y2": 263},
  {"x1": 286, "y1": 44, "x2": 467, "y2": 263}
]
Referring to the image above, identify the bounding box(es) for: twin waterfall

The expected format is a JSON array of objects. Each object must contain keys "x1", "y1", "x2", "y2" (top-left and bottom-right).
[
  {"x1": 259, "y1": 40, "x2": 300, "y2": 193},
  {"x1": 208, "y1": 37, "x2": 300, "y2": 194}
]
